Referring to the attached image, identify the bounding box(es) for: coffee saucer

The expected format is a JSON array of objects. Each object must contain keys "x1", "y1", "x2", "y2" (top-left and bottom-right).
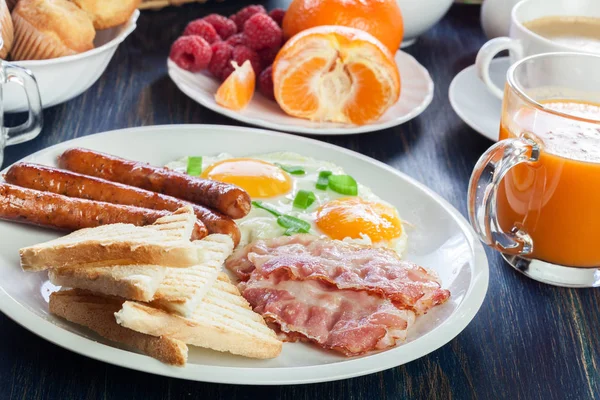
[{"x1": 449, "y1": 57, "x2": 510, "y2": 141}]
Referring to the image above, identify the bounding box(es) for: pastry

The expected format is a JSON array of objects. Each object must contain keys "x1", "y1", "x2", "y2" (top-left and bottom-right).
[
  {"x1": 0, "y1": 0, "x2": 13, "y2": 58},
  {"x1": 70, "y1": 0, "x2": 140, "y2": 30},
  {"x1": 11, "y1": 0, "x2": 95, "y2": 60}
]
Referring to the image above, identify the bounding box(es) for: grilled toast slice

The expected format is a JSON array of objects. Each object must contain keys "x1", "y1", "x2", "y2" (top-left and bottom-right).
[
  {"x1": 21, "y1": 206, "x2": 201, "y2": 271},
  {"x1": 49, "y1": 289, "x2": 188, "y2": 366},
  {"x1": 115, "y1": 274, "x2": 282, "y2": 359}
]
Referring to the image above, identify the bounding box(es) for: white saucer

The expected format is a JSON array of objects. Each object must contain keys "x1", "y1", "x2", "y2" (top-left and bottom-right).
[
  {"x1": 449, "y1": 57, "x2": 510, "y2": 141},
  {"x1": 168, "y1": 51, "x2": 434, "y2": 135}
]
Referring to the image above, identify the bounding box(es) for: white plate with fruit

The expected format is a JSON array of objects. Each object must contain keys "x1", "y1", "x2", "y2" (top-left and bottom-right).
[{"x1": 166, "y1": 4, "x2": 434, "y2": 135}]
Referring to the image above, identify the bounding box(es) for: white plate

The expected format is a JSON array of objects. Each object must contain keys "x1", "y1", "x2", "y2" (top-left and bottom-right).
[
  {"x1": 0, "y1": 125, "x2": 488, "y2": 385},
  {"x1": 448, "y1": 57, "x2": 510, "y2": 141},
  {"x1": 5, "y1": 11, "x2": 139, "y2": 113},
  {"x1": 168, "y1": 51, "x2": 434, "y2": 135}
]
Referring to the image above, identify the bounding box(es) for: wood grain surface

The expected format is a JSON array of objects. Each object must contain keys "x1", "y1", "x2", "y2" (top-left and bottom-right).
[{"x1": 1, "y1": 2, "x2": 599, "y2": 399}]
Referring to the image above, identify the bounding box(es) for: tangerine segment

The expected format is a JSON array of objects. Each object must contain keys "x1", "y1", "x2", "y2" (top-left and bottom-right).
[
  {"x1": 316, "y1": 197, "x2": 403, "y2": 243},
  {"x1": 215, "y1": 60, "x2": 255, "y2": 111},
  {"x1": 273, "y1": 26, "x2": 400, "y2": 125}
]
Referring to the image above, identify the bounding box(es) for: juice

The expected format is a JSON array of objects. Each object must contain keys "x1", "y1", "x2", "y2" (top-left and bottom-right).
[{"x1": 497, "y1": 100, "x2": 600, "y2": 267}]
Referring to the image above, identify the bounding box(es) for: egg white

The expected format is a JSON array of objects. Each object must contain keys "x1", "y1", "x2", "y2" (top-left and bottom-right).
[{"x1": 166, "y1": 152, "x2": 408, "y2": 257}]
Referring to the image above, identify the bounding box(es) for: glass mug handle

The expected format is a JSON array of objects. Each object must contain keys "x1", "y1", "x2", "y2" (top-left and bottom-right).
[
  {"x1": 468, "y1": 136, "x2": 540, "y2": 255},
  {"x1": 3, "y1": 62, "x2": 43, "y2": 145}
]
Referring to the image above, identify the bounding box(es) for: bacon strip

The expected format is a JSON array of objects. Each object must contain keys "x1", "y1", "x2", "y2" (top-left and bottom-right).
[
  {"x1": 241, "y1": 271, "x2": 416, "y2": 356},
  {"x1": 227, "y1": 234, "x2": 450, "y2": 314}
]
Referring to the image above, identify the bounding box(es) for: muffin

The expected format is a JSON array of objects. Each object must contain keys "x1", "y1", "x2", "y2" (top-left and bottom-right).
[
  {"x1": 0, "y1": 0, "x2": 13, "y2": 58},
  {"x1": 11, "y1": 0, "x2": 95, "y2": 60},
  {"x1": 70, "y1": 0, "x2": 140, "y2": 30},
  {"x1": 6, "y1": 0, "x2": 17, "y2": 11}
]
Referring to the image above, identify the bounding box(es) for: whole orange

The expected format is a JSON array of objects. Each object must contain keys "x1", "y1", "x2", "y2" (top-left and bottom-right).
[{"x1": 282, "y1": 0, "x2": 404, "y2": 54}]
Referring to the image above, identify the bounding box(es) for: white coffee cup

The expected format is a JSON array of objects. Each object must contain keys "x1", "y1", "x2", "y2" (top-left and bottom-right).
[{"x1": 475, "y1": 0, "x2": 600, "y2": 98}]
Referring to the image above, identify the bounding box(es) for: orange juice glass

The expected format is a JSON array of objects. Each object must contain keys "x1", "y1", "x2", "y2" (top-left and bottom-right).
[{"x1": 468, "y1": 52, "x2": 600, "y2": 287}]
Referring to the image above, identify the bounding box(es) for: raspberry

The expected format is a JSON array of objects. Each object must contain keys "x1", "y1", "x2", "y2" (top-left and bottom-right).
[
  {"x1": 208, "y1": 42, "x2": 234, "y2": 79},
  {"x1": 232, "y1": 45, "x2": 261, "y2": 75},
  {"x1": 257, "y1": 47, "x2": 279, "y2": 67},
  {"x1": 268, "y1": 8, "x2": 285, "y2": 27},
  {"x1": 225, "y1": 33, "x2": 245, "y2": 46},
  {"x1": 203, "y1": 14, "x2": 237, "y2": 40},
  {"x1": 243, "y1": 14, "x2": 282, "y2": 51},
  {"x1": 169, "y1": 36, "x2": 212, "y2": 72},
  {"x1": 229, "y1": 14, "x2": 239, "y2": 28},
  {"x1": 258, "y1": 65, "x2": 275, "y2": 100},
  {"x1": 233, "y1": 5, "x2": 266, "y2": 31},
  {"x1": 183, "y1": 19, "x2": 221, "y2": 44}
]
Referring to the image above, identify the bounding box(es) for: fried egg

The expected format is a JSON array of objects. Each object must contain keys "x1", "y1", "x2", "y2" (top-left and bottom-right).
[{"x1": 166, "y1": 152, "x2": 408, "y2": 257}]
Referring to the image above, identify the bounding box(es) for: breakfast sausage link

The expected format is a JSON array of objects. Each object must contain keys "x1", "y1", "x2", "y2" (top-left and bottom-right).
[
  {"x1": 0, "y1": 183, "x2": 205, "y2": 240},
  {"x1": 58, "y1": 148, "x2": 252, "y2": 219},
  {"x1": 5, "y1": 162, "x2": 240, "y2": 245}
]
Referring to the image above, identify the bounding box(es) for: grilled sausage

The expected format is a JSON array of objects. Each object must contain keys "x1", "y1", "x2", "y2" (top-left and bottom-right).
[
  {"x1": 5, "y1": 162, "x2": 240, "y2": 245},
  {"x1": 0, "y1": 183, "x2": 206, "y2": 240},
  {"x1": 58, "y1": 148, "x2": 251, "y2": 219}
]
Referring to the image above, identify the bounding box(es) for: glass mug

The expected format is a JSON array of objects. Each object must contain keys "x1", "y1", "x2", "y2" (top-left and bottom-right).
[
  {"x1": 468, "y1": 52, "x2": 600, "y2": 287},
  {"x1": 0, "y1": 60, "x2": 43, "y2": 167}
]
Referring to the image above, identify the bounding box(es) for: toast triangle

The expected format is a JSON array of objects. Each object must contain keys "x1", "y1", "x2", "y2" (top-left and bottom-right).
[
  {"x1": 20, "y1": 206, "x2": 201, "y2": 271},
  {"x1": 115, "y1": 274, "x2": 282, "y2": 359}
]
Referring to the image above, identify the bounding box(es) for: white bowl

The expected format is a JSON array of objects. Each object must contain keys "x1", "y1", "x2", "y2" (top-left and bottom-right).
[
  {"x1": 5, "y1": 10, "x2": 139, "y2": 113},
  {"x1": 397, "y1": 0, "x2": 453, "y2": 47}
]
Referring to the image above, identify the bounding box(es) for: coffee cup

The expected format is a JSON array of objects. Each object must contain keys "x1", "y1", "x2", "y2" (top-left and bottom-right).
[{"x1": 475, "y1": 0, "x2": 600, "y2": 98}]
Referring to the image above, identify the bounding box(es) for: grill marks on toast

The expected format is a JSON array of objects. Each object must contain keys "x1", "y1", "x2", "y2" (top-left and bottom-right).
[
  {"x1": 151, "y1": 234, "x2": 234, "y2": 316},
  {"x1": 116, "y1": 274, "x2": 282, "y2": 359}
]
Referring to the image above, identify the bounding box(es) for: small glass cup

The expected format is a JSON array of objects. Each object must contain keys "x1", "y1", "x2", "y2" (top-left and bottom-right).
[
  {"x1": 0, "y1": 58, "x2": 43, "y2": 167},
  {"x1": 468, "y1": 52, "x2": 600, "y2": 287}
]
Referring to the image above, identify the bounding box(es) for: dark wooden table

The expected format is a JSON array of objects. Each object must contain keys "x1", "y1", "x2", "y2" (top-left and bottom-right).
[{"x1": 1, "y1": 2, "x2": 599, "y2": 399}]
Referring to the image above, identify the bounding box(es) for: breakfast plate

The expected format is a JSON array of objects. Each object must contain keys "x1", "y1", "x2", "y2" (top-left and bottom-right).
[
  {"x1": 0, "y1": 125, "x2": 488, "y2": 384},
  {"x1": 168, "y1": 51, "x2": 434, "y2": 135},
  {"x1": 448, "y1": 56, "x2": 509, "y2": 141}
]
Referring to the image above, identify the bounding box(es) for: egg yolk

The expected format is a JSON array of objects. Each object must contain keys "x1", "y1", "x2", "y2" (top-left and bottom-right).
[
  {"x1": 201, "y1": 158, "x2": 292, "y2": 198},
  {"x1": 316, "y1": 197, "x2": 402, "y2": 243}
]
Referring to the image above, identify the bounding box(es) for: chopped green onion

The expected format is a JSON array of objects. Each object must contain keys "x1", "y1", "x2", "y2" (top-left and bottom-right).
[
  {"x1": 328, "y1": 174, "x2": 358, "y2": 195},
  {"x1": 252, "y1": 200, "x2": 281, "y2": 217},
  {"x1": 293, "y1": 190, "x2": 316, "y2": 210},
  {"x1": 253, "y1": 200, "x2": 311, "y2": 235},
  {"x1": 276, "y1": 163, "x2": 305, "y2": 175},
  {"x1": 277, "y1": 215, "x2": 311, "y2": 235},
  {"x1": 316, "y1": 170, "x2": 332, "y2": 190},
  {"x1": 186, "y1": 156, "x2": 203, "y2": 176}
]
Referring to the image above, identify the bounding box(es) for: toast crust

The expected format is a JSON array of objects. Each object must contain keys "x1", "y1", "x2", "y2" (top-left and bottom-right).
[{"x1": 50, "y1": 289, "x2": 188, "y2": 366}]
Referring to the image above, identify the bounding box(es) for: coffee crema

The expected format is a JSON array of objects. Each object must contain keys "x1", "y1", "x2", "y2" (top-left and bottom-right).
[{"x1": 523, "y1": 16, "x2": 600, "y2": 53}]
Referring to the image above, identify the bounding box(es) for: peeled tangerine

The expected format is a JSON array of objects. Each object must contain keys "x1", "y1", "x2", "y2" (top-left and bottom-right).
[
  {"x1": 272, "y1": 26, "x2": 401, "y2": 125},
  {"x1": 215, "y1": 60, "x2": 255, "y2": 111}
]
